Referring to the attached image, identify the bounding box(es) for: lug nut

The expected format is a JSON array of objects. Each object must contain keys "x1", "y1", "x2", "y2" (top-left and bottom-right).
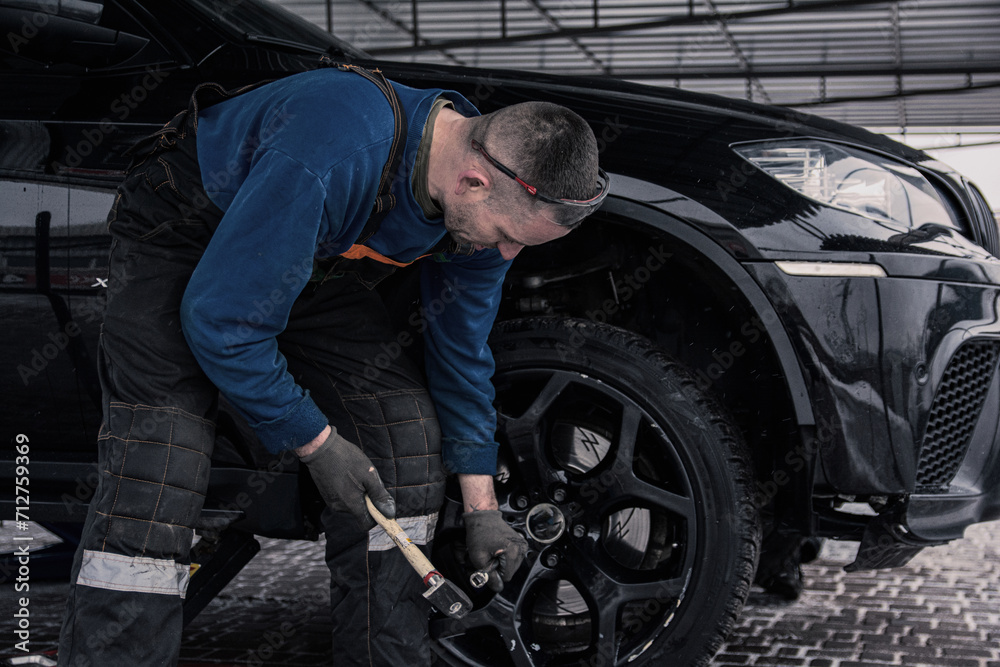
[
  {"x1": 572, "y1": 524, "x2": 586, "y2": 538},
  {"x1": 544, "y1": 553, "x2": 559, "y2": 568},
  {"x1": 513, "y1": 495, "x2": 529, "y2": 509},
  {"x1": 552, "y1": 487, "x2": 567, "y2": 503}
]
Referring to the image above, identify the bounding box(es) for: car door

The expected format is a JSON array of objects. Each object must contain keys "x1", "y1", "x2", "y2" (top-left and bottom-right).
[
  {"x1": 0, "y1": 0, "x2": 185, "y2": 452},
  {"x1": 1, "y1": 177, "x2": 114, "y2": 452}
]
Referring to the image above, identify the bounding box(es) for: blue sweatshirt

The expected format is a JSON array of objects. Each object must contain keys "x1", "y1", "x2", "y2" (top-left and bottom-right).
[{"x1": 181, "y1": 67, "x2": 509, "y2": 475}]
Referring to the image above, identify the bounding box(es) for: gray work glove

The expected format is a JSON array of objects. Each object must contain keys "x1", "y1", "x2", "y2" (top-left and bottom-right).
[
  {"x1": 299, "y1": 430, "x2": 395, "y2": 531},
  {"x1": 464, "y1": 510, "x2": 528, "y2": 592}
]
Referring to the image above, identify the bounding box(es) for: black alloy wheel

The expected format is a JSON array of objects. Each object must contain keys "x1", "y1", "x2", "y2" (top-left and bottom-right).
[{"x1": 430, "y1": 318, "x2": 760, "y2": 667}]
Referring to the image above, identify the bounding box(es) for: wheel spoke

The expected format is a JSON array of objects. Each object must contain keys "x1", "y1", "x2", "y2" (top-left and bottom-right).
[
  {"x1": 429, "y1": 596, "x2": 533, "y2": 663},
  {"x1": 505, "y1": 559, "x2": 559, "y2": 667},
  {"x1": 507, "y1": 630, "x2": 542, "y2": 667},
  {"x1": 585, "y1": 462, "x2": 694, "y2": 522},
  {"x1": 502, "y1": 372, "x2": 574, "y2": 490},
  {"x1": 609, "y1": 403, "x2": 642, "y2": 469},
  {"x1": 501, "y1": 419, "x2": 542, "y2": 491},
  {"x1": 568, "y1": 547, "x2": 687, "y2": 607},
  {"x1": 430, "y1": 559, "x2": 557, "y2": 667},
  {"x1": 429, "y1": 600, "x2": 510, "y2": 640},
  {"x1": 503, "y1": 372, "x2": 572, "y2": 444},
  {"x1": 622, "y1": 477, "x2": 696, "y2": 523},
  {"x1": 548, "y1": 543, "x2": 688, "y2": 663},
  {"x1": 591, "y1": 589, "x2": 622, "y2": 662},
  {"x1": 584, "y1": 403, "x2": 696, "y2": 522}
]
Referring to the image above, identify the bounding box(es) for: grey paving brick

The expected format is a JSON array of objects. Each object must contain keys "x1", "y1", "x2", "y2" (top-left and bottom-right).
[
  {"x1": 859, "y1": 650, "x2": 900, "y2": 663},
  {"x1": 941, "y1": 646, "x2": 1000, "y2": 659}
]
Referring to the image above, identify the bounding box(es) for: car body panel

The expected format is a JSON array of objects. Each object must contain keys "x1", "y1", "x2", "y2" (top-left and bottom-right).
[{"x1": 747, "y1": 262, "x2": 1000, "y2": 498}]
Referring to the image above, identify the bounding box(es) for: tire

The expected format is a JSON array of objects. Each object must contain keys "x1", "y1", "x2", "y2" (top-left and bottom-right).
[{"x1": 430, "y1": 318, "x2": 760, "y2": 667}]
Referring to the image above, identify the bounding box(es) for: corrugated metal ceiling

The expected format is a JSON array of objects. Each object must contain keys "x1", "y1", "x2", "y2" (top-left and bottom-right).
[{"x1": 275, "y1": 0, "x2": 1000, "y2": 130}]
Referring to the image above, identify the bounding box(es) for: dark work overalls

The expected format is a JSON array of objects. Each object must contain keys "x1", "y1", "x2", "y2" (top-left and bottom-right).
[{"x1": 57, "y1": 64, "x2": 447, "y2": 667}]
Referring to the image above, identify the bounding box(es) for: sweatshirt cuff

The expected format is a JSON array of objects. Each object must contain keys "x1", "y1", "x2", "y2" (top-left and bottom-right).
[
  {"x1": 252, "y1": 391, "x2": 328, "y2": 454},
  {"x1": 441, "y1": 437, "x2": 499, "y2": 476}
]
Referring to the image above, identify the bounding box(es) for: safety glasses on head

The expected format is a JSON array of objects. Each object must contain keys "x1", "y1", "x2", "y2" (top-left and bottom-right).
[{"x1": 471, "y1": 140, "x2": 610, "y2": 225}]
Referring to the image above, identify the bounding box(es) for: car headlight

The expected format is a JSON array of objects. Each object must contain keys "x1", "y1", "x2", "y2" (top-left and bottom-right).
[{"x1": 733, "y1": 139, "x2": 960, "y2": 231}]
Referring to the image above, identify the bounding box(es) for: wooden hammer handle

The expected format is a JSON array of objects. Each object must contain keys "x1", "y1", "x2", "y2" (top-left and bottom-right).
[{"x1": 365, "y1": 496, "x2": 436, "y2": 580}]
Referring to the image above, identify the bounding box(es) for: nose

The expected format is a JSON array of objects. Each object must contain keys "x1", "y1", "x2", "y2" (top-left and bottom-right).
[{"x1": 497, "y1": 242, "x2": 524, "y2": 260}]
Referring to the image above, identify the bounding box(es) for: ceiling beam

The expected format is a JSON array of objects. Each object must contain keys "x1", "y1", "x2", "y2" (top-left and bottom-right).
[
  {"x1": 701, "y1": 0, "x2": 770, "y2": 104},
  {"x1": 788, "y1": 80, "x2": 1000, "y2": 108},
  {"x1": 348, "y1": 0, "x2": 465, "y2": 66},
  {"x1": 367, "y1": 0, "x2": 895, "y2": 56},
  {"x1": 524, "y1": 0, "x2": 609, "y2": 74},
  {"x1": 602, "y1": 62, "x2": 1000, "y2": 79},
  {"x1": 350, "y1": 0, "x2": 416, "y2": 44}
]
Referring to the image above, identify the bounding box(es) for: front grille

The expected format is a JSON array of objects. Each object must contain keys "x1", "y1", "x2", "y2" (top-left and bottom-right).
[{"x1": 916, "y1": 339, "x2": 1000, "y2": 491}]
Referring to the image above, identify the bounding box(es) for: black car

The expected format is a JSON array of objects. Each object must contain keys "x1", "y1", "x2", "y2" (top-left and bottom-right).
[{"x1": 3, "y1": 1, "x2": 1000, "y2": 665}]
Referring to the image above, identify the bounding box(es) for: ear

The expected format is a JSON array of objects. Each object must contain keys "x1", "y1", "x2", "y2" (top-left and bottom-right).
[{"x1": 454, "y1": 167, "x2": 492, "y2": 201}]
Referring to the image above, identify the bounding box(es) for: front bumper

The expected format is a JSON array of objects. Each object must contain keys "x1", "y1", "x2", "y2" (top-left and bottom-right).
[{"x1": 746, "y1": 257, "x2": 1000, "y2": 551}]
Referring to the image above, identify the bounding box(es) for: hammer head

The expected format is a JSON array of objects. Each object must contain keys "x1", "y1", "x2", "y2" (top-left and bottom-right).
[{"x1": 423, "y1": 572, "x2": 473, "y2": 619}]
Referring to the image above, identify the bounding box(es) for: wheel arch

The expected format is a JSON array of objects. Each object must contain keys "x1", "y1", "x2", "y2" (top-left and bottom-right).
[{"x1": 499, "y1": 194, "x2": 818, "y2": 529}]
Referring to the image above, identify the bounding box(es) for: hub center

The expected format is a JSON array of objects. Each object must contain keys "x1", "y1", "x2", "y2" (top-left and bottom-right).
[{"x1": 525, "y1": 502, "x2": 567, "y2": 544}]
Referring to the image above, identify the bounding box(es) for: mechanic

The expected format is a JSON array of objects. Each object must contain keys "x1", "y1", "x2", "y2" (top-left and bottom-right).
[{"x1": 56, "y1": 61, "x2": 606, "y2": 667}]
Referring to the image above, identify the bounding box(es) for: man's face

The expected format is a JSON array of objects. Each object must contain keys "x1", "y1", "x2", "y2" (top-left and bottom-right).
[{"x1": 444, "y1": 200, "x2": 572, "y2": 261}]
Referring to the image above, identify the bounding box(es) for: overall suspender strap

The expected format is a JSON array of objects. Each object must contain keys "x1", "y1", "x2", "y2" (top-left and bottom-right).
[
  {"x1": 319, "y1": 59, "x2": 409, "y2": 246},
  {"x1": 312, "y1": 60, "x2": 474, "y2": 284}
]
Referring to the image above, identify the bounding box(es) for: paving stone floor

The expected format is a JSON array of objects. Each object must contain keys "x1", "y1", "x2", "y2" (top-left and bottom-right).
[{"x1": 3, "y1": 520, "x2": 999, "y2": 666}]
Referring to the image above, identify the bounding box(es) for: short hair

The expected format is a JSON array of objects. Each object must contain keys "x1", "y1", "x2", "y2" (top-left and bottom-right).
[{"x1": 468, "y1": 102, "x2": 600, "y2": 222}]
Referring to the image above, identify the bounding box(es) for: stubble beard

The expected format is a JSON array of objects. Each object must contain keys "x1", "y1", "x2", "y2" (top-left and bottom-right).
[{"x1": 442, "y1": 199, "x2": 480, "y2": 246}]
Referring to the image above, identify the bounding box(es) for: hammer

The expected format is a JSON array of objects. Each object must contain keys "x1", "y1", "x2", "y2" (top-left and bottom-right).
[{"x1": 365, "y1": 496, "x2": 473, "y2": 619}]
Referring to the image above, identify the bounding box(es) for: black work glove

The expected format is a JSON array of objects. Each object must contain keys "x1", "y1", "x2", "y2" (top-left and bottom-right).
[
  {"x1": 299, "y1": 430, "x2": 395, "y2": 531},
  {"x1": 464, "y1": 510, "x2": 528, "y2": 592}
]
